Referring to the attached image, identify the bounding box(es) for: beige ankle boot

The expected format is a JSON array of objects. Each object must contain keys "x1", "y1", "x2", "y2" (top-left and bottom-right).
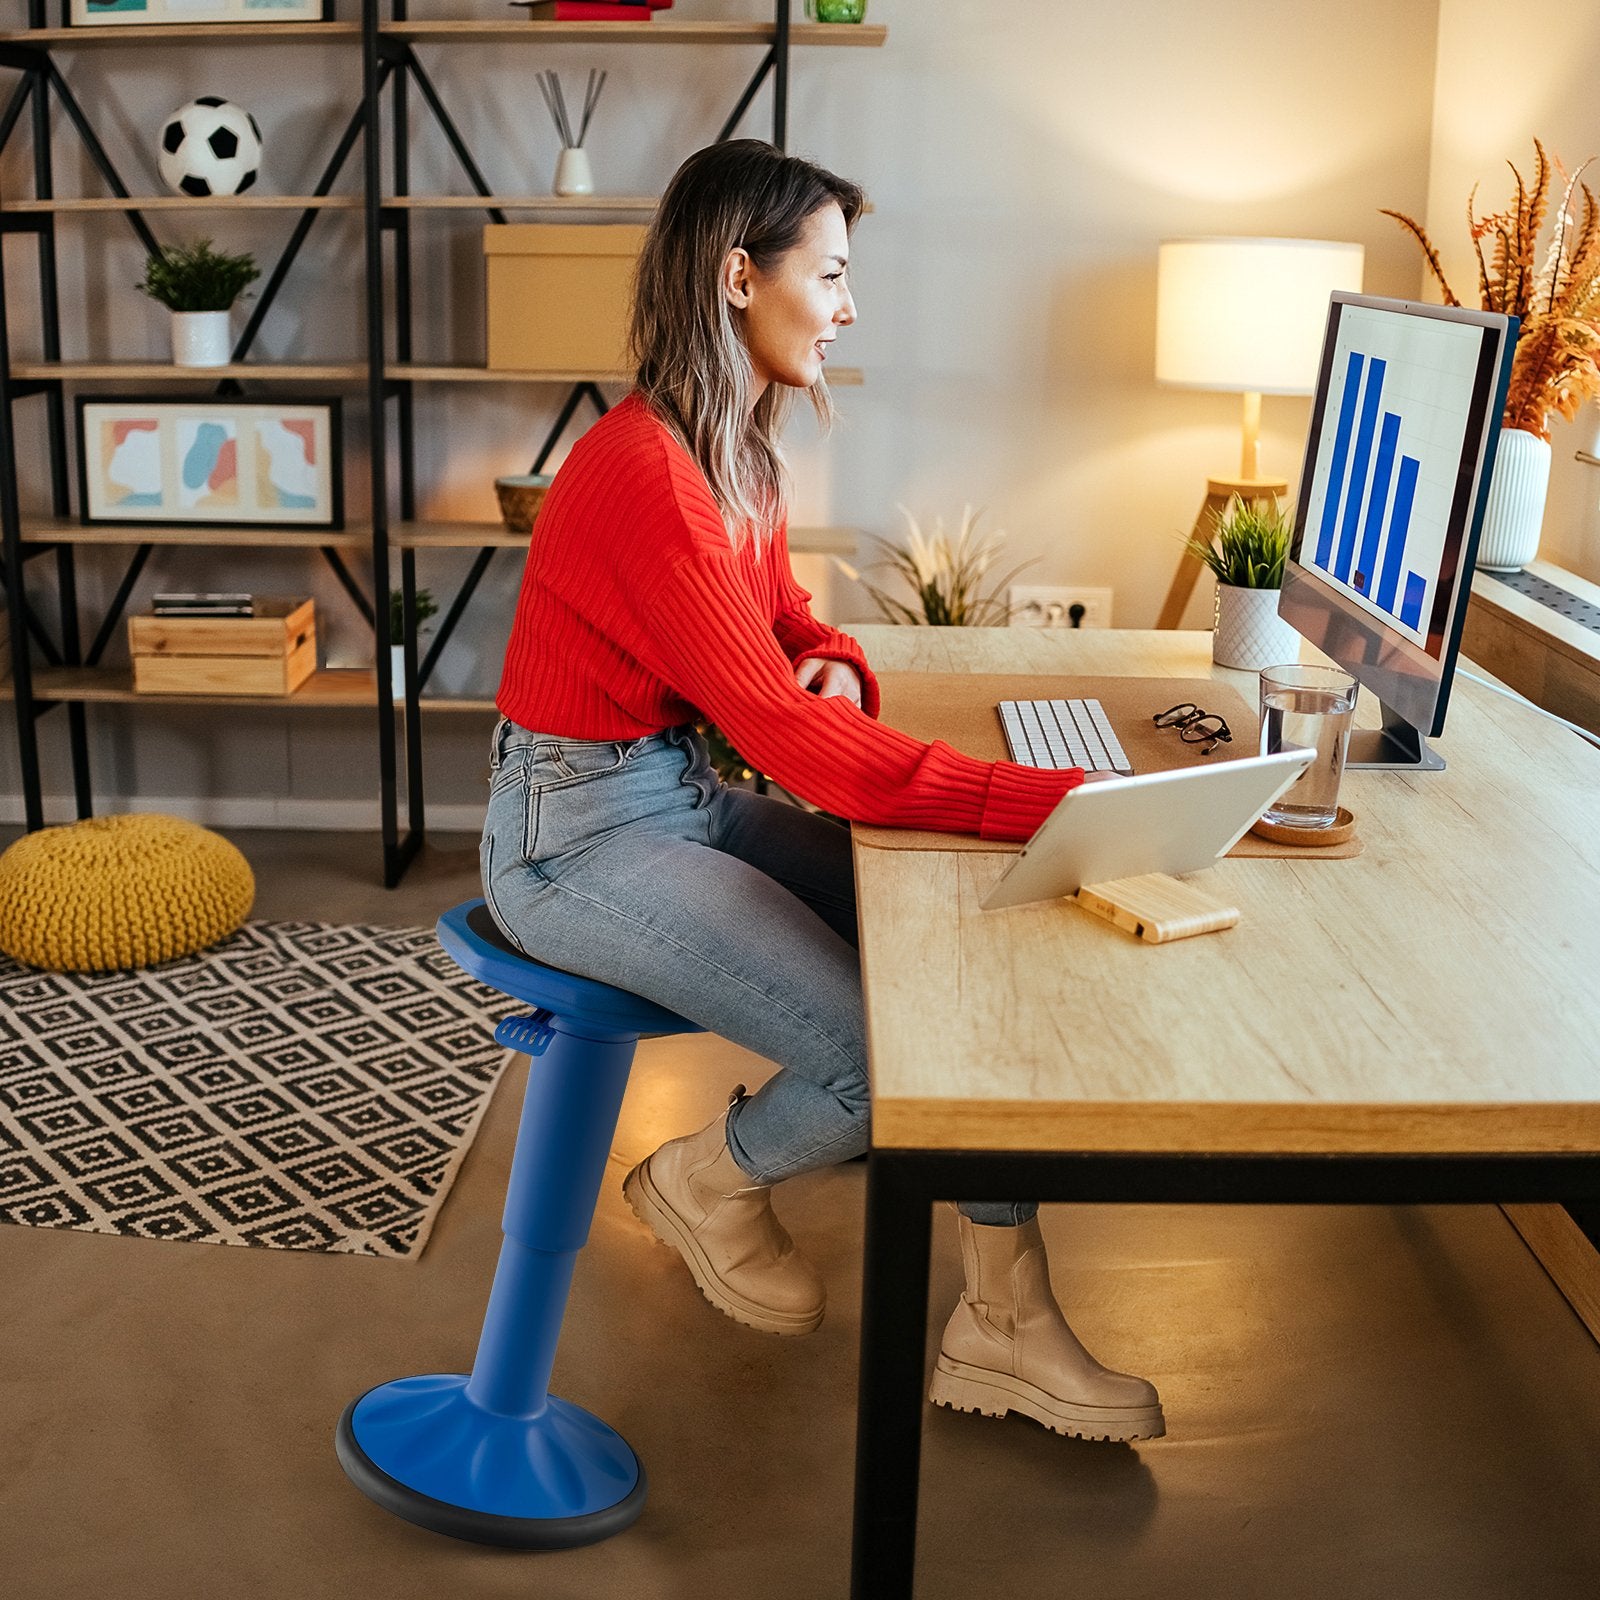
[
  {"x1": 928, "y1": 1215, "x2": 1164, "y2": 1441},
  {"x1": 622, "y1": 1088, "x2": 825, "y2": 1336}
]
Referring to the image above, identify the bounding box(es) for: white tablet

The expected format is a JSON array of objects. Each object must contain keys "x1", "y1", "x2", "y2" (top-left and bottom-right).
[{"x1": 980, "y1": 748, "x2": 1316, "y2": 911}]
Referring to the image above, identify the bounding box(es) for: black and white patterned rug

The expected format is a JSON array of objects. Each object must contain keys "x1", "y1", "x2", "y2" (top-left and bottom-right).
[{"x1": 0, "y1": 922, "x2": 516, "y2": 1259}]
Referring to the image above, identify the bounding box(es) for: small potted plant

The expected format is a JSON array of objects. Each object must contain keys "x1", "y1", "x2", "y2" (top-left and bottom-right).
[
  {"x1": 388, "y1": 587, "x2": 439, "y2": 702},
  {"x1": 137, "y1": 238, "x2": 261, "y2": 368},
  {"x1": 836, "y1": 503, "x2": 1034, "y2": 626},
  {"x1": 1184, "y1": 497, "x2": 1300, "y2": 671}
]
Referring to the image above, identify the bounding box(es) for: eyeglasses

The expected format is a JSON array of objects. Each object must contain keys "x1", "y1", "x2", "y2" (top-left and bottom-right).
[{"x1": 1152, "y1": 702, "x2": 1233, "y2": 756}]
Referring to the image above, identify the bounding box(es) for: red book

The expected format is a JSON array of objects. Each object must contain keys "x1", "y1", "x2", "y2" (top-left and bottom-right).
[{"x1": 514, "y1": 2, "x2": 661, "y2": 18}]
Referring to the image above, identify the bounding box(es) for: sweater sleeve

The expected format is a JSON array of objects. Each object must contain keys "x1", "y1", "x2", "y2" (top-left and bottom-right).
[
  {"x1": 769, "y1": 537, "x2": 881, "y2": 719},
  {"x1": 638, "y1": 550, "x2": 1081, "y2": 841}
]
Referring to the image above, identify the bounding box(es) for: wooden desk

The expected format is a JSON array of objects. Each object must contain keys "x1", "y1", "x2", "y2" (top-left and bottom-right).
[{"x1": 845, "y1": 626, "x2": 1600, "y2": 1599}]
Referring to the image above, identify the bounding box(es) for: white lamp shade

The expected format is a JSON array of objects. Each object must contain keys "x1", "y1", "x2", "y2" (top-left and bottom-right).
[{"x1": 1156, "y1": 237, "x2": 1365, "y2": 395}]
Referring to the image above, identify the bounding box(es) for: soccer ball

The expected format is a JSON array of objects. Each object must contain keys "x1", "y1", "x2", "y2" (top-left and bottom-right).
[{"x1": 157, "y1": 98, "x2": 262, "y2": 198}]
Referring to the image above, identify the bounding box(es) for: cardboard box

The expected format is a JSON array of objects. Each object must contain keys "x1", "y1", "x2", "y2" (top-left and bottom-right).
[
  {"x1": 129, "y1": 597, "x2": 316, "y2": 696},
  {"x1": 484, "y1": 223, "x2": 648, "y2": 373}
]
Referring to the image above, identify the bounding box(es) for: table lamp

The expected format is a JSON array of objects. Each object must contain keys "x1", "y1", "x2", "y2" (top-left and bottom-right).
[{"x1": 1154, "y1": 236, "x2": 1364, "y2": 627}]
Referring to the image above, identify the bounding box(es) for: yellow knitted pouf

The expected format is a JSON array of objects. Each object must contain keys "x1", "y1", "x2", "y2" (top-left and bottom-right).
[{"x1": 0, "y1": 813, "x2": 255, "y2": 972}]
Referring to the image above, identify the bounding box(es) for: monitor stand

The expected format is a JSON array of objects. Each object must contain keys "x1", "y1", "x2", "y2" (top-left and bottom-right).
[{"x1": 1344, "y1": 701, "x2": 1446, "y2": 771}]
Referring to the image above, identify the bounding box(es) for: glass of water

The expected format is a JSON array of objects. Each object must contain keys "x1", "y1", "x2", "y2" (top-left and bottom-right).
[{"x1": 1258, "y1": 664, "x2": 1359, "y2": 828}]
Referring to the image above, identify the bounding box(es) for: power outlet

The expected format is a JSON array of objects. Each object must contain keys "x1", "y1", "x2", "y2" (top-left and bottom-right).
[{"x1": 1008, "y1": 585, "x2": 1114, "y2": 629}]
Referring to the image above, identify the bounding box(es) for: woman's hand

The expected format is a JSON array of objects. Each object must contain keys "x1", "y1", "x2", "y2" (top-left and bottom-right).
[{"x1": 794, "y1": 656, "x2": 863, "y2": 708}]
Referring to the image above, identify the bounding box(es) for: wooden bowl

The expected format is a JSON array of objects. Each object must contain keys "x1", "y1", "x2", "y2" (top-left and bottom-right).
[
  {"x1": 1249, "y1": 805, "x2": 1357, "y2": 847},
  {"x1": 494, "y1": 474, "x2": 553, "y2": 534}
]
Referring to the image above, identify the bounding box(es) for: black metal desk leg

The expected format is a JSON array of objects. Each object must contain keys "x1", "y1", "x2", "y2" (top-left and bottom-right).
[{"x1": 851, "y1": 1150, "x2": 933, "y2": 1600}]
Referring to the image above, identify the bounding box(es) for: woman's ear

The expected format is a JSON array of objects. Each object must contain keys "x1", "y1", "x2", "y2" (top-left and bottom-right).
[{"x1": 722, "y1": 246, "x2": 753, "y2": 310}]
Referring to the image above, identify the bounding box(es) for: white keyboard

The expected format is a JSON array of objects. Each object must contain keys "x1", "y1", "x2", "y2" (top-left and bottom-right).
[{"x1": 998, "y1": 698, "x2": 1133, "y2": 775}]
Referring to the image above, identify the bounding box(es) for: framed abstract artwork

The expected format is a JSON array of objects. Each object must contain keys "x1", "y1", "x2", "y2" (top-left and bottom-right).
[
  {"x1": 76, "y1": 397, "x2": 344, "y2": 529},
  {"x1": 67, "y1": 0, "x2": 331, "y2": 27}
]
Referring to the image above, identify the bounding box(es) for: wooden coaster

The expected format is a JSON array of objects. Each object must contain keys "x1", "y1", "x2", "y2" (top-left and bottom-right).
[{"x1": 1249, "y1": 806, "x2": 1357, "y2": 848}]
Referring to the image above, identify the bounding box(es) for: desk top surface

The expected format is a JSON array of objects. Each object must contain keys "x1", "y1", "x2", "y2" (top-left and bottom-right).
[{"x1": 847, "y1": 627, "x2": 1600, "y2": 1156}]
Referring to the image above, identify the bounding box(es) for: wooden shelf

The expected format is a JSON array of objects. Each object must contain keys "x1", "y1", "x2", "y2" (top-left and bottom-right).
[
  {"x1": 787, "y1": 525, "x2": 859, "y2": 555},
  {"x1": 19, "y1": 518, "x2": 859, "y2": 552},
  {"x1": 382, "y1": 21, "x2": 886, "y2": 47},
  {"x1": 20, "y1": 517, "x2": 368, "y2": 549},
  {"x1": 10, "y1": 359, "x2": 864, "y2": 386},
  {"x1": 382, "y1": 194, "x2": 658, "y2": 212},
  {"x1": 0, "y1": 19, "x2": 883, "y2": 48},
  {"x1": 5, "y1": 665, "x2": 496, "y2": 712},
  {"x1": 0, "y1": 22, "x2": 358, "y2": 46},
  {"x1": 2, "y1": 196, "x2": 361, "y2": 213},
  {"x1": 389, "y1": 362, "x2": 864, "y2": 385},
  {"x1": 11, "y1": 360, "x2": 364, "y2": 381},
  {"x1": 3, "y1": 196, "x2": 355, "y2": 214},
  {"x1": 391, "y1": 520, "x2": 860, "y2": 551},
  {"x1": 1, "y1": 195, "x2": 638, "y2": 217},
  {"x1": 388, "y1": 520, "x2": 515, "y2": 549}
]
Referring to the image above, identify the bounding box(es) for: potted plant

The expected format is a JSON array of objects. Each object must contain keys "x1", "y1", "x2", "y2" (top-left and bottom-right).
[
  {"x1": 388, "y1": 587, "x2": 439, "y2": 702},
  {"x1": 1184, "y1": 496, "x2": 1298, "y2": 670},
  {"x1": 836, "y1": 503, "x2": 1034, "y2": 626},
  {"x1": 137, "y1": 238, "x2": 261, "y2": 369},
  {"x1": 1383, "y1": 141, "x2": 1600, "y2": 570}
]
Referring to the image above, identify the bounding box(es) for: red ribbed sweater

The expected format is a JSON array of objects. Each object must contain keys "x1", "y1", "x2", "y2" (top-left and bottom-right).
[{"x1": 495, "y1": 393, "x2": 1082, "y2": 841}]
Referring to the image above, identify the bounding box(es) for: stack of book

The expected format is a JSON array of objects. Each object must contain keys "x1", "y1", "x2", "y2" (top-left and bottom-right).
[
  {"x1": 512, "y1": 1, "x2": 673, "y2": 19},
  {"x1": 152, "y1": 592, "x2": 256, "y2": 617}
]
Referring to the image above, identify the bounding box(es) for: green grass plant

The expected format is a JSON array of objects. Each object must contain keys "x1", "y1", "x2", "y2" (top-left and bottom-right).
[{"x1": 1185, "y1": 496, "x2": 1292, "y2": 590}]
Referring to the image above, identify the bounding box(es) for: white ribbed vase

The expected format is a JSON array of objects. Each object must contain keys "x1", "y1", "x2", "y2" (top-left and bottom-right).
[
  {"x1": 170, "y1": 310, "x2": 231, "y2": 368},
  {"x1": 1212, "y1": 583, "x2": 1300, "y2": 672},
  {"x1": 1475, "y1": 427, "x2": 1551, "y2": 572}
]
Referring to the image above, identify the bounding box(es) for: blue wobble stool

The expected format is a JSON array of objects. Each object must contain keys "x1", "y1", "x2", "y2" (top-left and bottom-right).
[{"x1": 336, "y1": 899, "x2": 703, "y2": 1548}]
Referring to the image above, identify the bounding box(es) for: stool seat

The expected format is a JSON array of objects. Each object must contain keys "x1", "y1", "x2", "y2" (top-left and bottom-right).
[{"x1": 438, "y1": 901, "x2": 703, "y2": 1039}]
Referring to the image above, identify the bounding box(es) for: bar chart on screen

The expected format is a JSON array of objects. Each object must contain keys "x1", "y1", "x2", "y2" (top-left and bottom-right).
[{"x1": 1301, "y1": 305, "x2": 1486, "y2": 646}]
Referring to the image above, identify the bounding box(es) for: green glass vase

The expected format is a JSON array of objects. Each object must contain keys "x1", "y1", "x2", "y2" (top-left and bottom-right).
[{"x1": 805, "y1": 0, "x2": 867, "y2": 21}]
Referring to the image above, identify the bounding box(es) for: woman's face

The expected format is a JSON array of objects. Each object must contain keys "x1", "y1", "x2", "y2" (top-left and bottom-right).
[{"x1": 725, "y1": 202, "x2": 856, "y2": 402}]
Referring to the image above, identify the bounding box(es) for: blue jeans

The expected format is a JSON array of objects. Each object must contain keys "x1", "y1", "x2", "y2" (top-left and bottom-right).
[{"x1": 479, "y1": 716, "x2": 1034, "y2": 1227}]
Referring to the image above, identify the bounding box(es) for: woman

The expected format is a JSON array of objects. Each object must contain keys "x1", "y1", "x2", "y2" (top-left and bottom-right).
[{"x1": 481, "y1": 139, "x2": 1162, "y2": 1444}]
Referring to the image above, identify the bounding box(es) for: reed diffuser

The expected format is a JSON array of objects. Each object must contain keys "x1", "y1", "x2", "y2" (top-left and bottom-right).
[{"x1": 537, "y1": 68, "x2": 608, "y2": 196}]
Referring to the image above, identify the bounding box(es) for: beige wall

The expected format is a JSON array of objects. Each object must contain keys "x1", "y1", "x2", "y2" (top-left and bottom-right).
[
  {"x1": 0, "y1": 0, "x2": 1444, "y2": 824},
  {"x1": 1427, "y1": 0, "x2": 1600, "y2": 584}
]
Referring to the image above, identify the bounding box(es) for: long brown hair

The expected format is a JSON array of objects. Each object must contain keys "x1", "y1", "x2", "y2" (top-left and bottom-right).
[{"x1": 630, "y1": 140, "x2": 864, "y2": 551}]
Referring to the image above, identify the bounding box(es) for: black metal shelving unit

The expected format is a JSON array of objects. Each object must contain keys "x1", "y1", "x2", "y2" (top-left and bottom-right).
[{"x1": 0, "y1": 2, "x2": 879, "y2": 883}]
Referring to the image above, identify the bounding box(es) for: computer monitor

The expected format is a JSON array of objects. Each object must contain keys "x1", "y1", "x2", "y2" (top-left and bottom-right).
[{"x1": 1277, "y1": 291, "x2": 1518, "y2": 770}]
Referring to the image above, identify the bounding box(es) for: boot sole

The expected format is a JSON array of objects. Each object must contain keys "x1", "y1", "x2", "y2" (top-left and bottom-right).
[
  {"x1": 622, "y1": 1159, "x2": 824, "y2": 1337},
  {"x1": 928, "y1": 1355, "x2": 1165, "y2": 1442}
]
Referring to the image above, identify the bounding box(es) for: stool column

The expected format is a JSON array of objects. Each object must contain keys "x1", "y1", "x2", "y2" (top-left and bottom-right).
[{"x1": 465, "y1": 1023, "x2": 635, "y2": 1420}]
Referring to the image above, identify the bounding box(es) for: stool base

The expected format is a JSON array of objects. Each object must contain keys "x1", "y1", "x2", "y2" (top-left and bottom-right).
[{"x1": 336, "y1": 1374, "x2": 646, "y2": 1549}]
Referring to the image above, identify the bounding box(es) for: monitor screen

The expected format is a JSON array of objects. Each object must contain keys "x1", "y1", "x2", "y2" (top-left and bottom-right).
[{"x1": 1279, "y1": 292, "x2": 1516, "y2": 752}]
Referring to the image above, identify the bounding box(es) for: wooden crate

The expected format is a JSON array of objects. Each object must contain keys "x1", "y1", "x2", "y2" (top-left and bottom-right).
[
  {"x1": 129, "y1": 597, "x2": 316, "y2": 697},
  {"x1": 484, "y1": 223, "x2": 648, "y2": 372}
]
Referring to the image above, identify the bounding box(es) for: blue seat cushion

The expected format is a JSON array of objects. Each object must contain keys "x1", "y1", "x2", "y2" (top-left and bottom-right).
[{"x1": 437, "y1": 901, "x2": 703, "y2": 1039}]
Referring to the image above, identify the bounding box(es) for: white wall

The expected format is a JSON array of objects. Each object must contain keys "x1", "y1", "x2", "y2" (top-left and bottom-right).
[
  {"x1": 1427, "y1": 0, "x2": 1600, "y2": 583},
  {"x1": 0, "y1": 0, "x2": 1443, "y2": 826}
]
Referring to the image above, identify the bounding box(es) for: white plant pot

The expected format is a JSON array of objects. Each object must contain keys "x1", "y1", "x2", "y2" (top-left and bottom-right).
[
  {"x1": 170, "y1": 309, "x2": 232, "y2": 368},
  {"x1": 390, "y1": 643, "x2": 407, "y2": 704},
  {"x1": 1475, "y1": 427, "x2": 1551, "y2": 572},
  {"x1": 1212, "y1": 582, "x2": 1299, "y2": 672},
  {"x1": 553, "y1": 146, "x2": 594, "y2": 197}
]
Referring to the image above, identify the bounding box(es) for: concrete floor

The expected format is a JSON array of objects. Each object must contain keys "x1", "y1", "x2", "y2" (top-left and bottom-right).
[{"x1": 3, "y1": 827, "x2": 1600, "y2": 1598}]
